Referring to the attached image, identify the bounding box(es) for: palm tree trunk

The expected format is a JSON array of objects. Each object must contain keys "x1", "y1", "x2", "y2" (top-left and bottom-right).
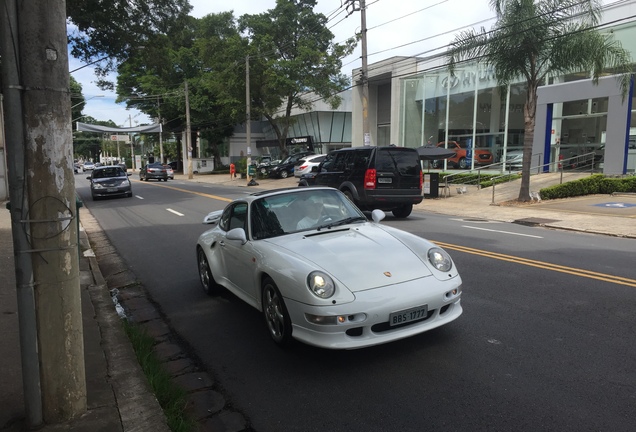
[{"x1": 518, "y1": 85, "x2": 538, "y2": 201}]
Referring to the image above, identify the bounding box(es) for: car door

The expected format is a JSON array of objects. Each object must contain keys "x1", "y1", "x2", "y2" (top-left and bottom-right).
[{"x1": 217, "y1": 202, "x2": 258, "y2": 306}]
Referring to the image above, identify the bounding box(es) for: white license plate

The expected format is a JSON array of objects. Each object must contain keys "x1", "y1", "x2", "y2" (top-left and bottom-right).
[
  {"x1": 389, "y1": 305, "x2": 428, "y2": 326},
  {"x1": 106, "y1": 188, "x2": 117, "y2": 193},
  {"x1": 378, "y1": 177, "x2": 392, "y2": 184}
]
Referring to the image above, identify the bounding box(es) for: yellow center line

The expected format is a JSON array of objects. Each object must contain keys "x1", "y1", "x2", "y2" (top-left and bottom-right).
[
  {"x1": 132, "y1": 179, "x2": 232, "y2": 202},
  {"x1": 432, "y1": 240, "x2": 636, "y2": 288}
]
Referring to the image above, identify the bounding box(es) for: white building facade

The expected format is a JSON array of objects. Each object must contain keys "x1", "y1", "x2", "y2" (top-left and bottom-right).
[{"x1": 351, "y1": 0, "x2": 636, "y2": 174}]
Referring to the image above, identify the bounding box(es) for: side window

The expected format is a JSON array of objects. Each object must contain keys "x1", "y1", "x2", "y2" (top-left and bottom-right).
[
  {"x1": 219, "y1": 203, "x2": 248, "y2": 232},
  {"x1": 219, "y1": 206, "x2": 233, "y2": 231},
  {"x1": 320, "y1": 153, "x2": 336, "y2": 172},
  {"x1": 352, "y1": 151, "x2": 370, "y2": 170},
  {"x1": 331, "y1": 153, "x2": 347, "y2": 171}
]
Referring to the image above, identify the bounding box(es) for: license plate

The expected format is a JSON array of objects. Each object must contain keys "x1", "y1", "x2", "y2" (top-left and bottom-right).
[
  {"x1": 106, "y1": 188, "x2": 117, "y2": 193},
  {"x1": 389, "y1": 305, "x2": 428, "y2": 326},
  {"x1": 378, "y1": 177, "x2": 392, "y2": 184}
]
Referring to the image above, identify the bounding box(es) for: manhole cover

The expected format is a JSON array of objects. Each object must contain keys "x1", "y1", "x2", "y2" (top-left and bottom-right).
[{"x1": 513, "y1": 217, "x2": 560, "y2": 226}]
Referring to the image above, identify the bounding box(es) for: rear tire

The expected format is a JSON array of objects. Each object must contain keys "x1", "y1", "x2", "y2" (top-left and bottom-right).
[
  {"x1": 458, "y1": 157, "x2": 468, "y2": 169},
  {"x1": 280, "y1": 170, "x2": 289, "y2": 179},
  {"x1": 392, "y1": 204, "x2": 413, "y2": 218}
]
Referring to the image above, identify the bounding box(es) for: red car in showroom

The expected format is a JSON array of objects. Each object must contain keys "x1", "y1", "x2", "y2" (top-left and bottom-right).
[{"x1": 431, "y1": 141, "x2": 493, "y2": 169}]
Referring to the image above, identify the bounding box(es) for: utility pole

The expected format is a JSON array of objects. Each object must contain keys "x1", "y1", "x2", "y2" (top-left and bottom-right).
[
  {"x1": 185, "y1": 80, "x2": 193, "y2": 179},
  {"x1": 346, "y1": 0, "x2": 371, "y2": 146},
  {"x1": 1, "y1": 0, "x2": 86, "y2": 425},
  {"x1": 246, "y1": 56, "x2": 252, "y2": 185},
  {"x1": 158, "y1": 97, "x2": 164, "y2": 164},
  {"x1": 129, "y1": 114, "x2": 134, "y2": 170}
]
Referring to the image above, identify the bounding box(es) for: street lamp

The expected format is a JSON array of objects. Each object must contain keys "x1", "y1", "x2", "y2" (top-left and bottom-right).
[{"x1": 71, "y1": 94, "x2": 104, "y2": 110}]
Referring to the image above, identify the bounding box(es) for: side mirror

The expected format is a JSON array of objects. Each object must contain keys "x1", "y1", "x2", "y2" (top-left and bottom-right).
[
  {"x1": 227, "y1": 227, "x2": 247, "y2": 245},
  {"x1": 371, "y1": 209, "x2": 386, "y2": 223},
  {"x1": 86, "y1": 176, "x2": 91, "y2": 180}
]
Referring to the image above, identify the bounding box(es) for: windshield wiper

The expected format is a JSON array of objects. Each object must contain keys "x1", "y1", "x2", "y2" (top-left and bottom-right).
[{"x1": 319, "y1": 216, "x2": 367, "y2": 230}]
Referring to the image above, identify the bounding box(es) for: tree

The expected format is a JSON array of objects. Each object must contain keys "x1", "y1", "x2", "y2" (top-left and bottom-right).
[
  {"x1": 239, "y1": 0, "x2": 356, "y2": 158},
  {"x1": 116, "y1": 12, "x2": 248, "y2": 167},
  {"x1": 70, "y1": 76, "x2": 85, "y2": 122},
  {"x1": 447, "y1": 0, "x2": 632, "y2": 201},
  {"x1": 66, "y1": 0, "x2": 192, "y2": 86}
]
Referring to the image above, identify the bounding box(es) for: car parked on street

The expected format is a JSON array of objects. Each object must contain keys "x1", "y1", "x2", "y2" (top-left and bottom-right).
[
  {"x1": 140, "y1": 162, "x2": 169, "y2": 181},
  {"x1": 294, "y1": 154, "x2": 326, "y2": 177},
  {"x1": 87, "y1": 166, "x2": 133, "y2": 200},
  {"x1": 267, "y1": 151, "x2": 315, "y2": 178},
  {"x1": 82, "y1": 161, "x2": 95, "y2": 171},
  {"x1": 163, "y1": 164, "x2": 174, "y2": 180},
  {"x1": 196, "y1": 187, "x2": 462, "y2": 349},
  {"x1": 431, "y1": 141, "x2": 494, "y2": 169},
  {"x1": 298, "y1": 146, "x2": 423, "y2": 218}
]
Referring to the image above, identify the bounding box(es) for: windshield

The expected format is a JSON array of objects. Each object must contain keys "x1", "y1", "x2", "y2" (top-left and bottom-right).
[
  {"x1": 92, "y1": 168, "x2": 126, "y2": 179},
  {"x1": 250, "y1": 189, "x2": 366, "y2": 240}
]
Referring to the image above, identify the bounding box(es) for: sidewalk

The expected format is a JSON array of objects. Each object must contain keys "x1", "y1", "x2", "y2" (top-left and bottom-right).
[{"x1": 2, "y1": 170, "x2": 634, "y2": 430}]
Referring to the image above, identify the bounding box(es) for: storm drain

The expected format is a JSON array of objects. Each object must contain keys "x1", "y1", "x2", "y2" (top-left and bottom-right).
[{"x1": 513, "y1": 217, "x2": 561, "y2": 226}]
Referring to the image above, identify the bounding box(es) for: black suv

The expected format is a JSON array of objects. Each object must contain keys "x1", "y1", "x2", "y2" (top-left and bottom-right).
[
  {"x1": 267, "y1": 151, "x2": 315, "y2": 178},
  {"x1": 298, "y1": 146, "x2": 422, "y2": 218}
]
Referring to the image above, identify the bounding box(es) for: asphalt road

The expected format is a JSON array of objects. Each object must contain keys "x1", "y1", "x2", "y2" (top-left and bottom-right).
[{"x1": 76, "y1": 175, "x2": 636, "y2": 432}]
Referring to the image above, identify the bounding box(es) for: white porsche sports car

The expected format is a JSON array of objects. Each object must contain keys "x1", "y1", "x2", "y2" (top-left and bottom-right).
[{"x1": 196, "y1": 187, "x2": 462, "y2": 349}]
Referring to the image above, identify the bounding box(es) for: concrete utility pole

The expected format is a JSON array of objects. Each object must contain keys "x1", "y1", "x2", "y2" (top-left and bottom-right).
[
  {"x1": 246, "y1": 56, "x2": 252, "y2": 185},
  {"x1": 185, "y1": 80, "x2": 193, "y2": 179},
  {"x1": 346, "y1": 0, "x2": 371, "y2": 146},
  {"x1": 1, "y1": 0, "x2": 87, "y2": 425}
]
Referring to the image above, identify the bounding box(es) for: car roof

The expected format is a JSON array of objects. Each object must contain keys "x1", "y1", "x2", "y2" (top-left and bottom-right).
[{"x1": 247, "y1": 186, "x2": 337, "y2": 201}]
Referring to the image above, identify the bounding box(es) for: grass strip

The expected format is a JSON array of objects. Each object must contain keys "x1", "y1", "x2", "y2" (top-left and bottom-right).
[{"x1": 122, "y1": 320, "x2": 198, "y2": 432}]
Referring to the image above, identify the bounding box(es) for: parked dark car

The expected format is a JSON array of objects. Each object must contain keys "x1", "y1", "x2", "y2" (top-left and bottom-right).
[
  {"x1": 268, "y1": 151, "x2": 315, "y2": 178},
  {"x1": 298, "y1": 146, "x2": 423, "y2": 218},
  {"x1": 87, "y1": 166, "x2": 133, "y2": 200},
  {"x1": 140, "y1": 162, "x2": 169, "y2": 181}
]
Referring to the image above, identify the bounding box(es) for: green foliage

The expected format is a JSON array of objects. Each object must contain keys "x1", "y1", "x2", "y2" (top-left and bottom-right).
[
  {"x1": 239, "y1": 0, "x2": 357, "y2": 157},
  {"x1": 438, "y1": 172, "x2": 521, "y2": 188},
  {"x1": 539, "y1": 174, "x2": 636, "y2": 199},
  {"x1": 67, "y1": 0, "x2": 192, "y2": 79},
  {"x1": 122, "y1": 320, "x2": 197, "y2": 432}
]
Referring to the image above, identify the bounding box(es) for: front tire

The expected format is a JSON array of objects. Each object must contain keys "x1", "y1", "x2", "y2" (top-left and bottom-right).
[
  {"x1": 197, "y1": 247, "x2": 219, "y2": 296},
  {"x1": 392, "y1": 204, "x2": 413, "y2": 218},
  {"x1": 262, "y1": 278, "x2": 292, "y2": 347}
]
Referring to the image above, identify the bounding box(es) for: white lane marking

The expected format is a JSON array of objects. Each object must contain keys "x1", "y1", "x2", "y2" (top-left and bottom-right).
[
  {"x1": 135, "y1": 195, "x2": 144, "y2": 199},
  {"x1": 167, "y1": 208, "x2": 184, "y2": 217},
  {"x1": 461, "y1": 225, "x2": 543, "y2": 238}
]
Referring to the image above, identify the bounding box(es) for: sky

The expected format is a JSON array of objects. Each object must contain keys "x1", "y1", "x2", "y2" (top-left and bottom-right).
[{"x1": 70, "y1": 0, "x2": 500, "y2": 127}]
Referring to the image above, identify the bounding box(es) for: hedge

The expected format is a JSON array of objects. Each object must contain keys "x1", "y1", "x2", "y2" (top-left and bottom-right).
[{"x1": 539, "y1": 174, "x2": 636, "y2": 200}]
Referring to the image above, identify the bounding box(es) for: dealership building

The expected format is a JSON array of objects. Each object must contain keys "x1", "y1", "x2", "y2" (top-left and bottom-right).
[{"x1": 349, "y1": 0, "x2": 636, "y2": 174}]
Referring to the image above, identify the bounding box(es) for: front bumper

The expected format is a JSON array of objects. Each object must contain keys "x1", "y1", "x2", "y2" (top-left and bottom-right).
[{"x1": 285, "y1": 275, "x2": 462, "y2": 349}]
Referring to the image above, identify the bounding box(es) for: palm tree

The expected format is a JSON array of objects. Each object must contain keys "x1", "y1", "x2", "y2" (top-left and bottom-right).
[{"x1": 448, "y1": 0, "x2": 632, "y2": 201}]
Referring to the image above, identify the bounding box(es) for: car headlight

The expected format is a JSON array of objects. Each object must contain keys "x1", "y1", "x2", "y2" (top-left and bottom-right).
[
  {"x1": 92, "y1": 183, "x2": 105, "y2": 189},
  {"x1": 427, "y1": 247, "x2": 453, "y2": 272},
  {"x1": 307, "y1": 271, "x2": 335, "y2": 299}
]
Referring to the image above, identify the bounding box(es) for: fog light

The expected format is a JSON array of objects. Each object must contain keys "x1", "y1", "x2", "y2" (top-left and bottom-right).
[
  {"x1": 337, "y1": 316, "x2": 346, "y2": 323},
  {"x1": 305, "y1": 314, "x2": 338, "y2": 325}
]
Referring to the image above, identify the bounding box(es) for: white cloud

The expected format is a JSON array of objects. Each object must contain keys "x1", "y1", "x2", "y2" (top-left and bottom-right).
[{"x1": 72, "y1": 0, "x2": 501, "y2": 126}]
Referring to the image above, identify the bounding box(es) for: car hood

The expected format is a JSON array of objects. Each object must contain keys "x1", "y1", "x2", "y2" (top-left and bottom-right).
[{"x1": 265, "y1": 224, "x2": 432, "y2": 292}]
